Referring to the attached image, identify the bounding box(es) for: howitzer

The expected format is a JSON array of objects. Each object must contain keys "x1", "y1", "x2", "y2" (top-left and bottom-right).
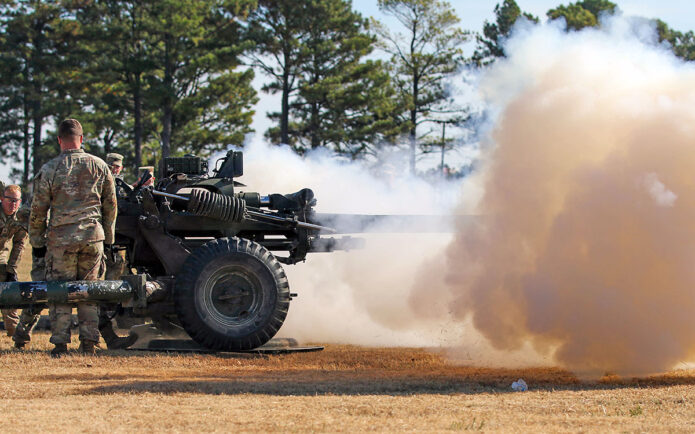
[
  {"x1": 3, "y1": 151, "x2": 449, "y2": 352},
  {"x1": 103, "y1": 150, "x2": 370, "y2": 351}
]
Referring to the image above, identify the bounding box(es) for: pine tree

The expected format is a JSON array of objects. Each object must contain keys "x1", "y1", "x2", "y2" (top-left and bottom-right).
[
  {"x1": 0, "y1": 0, "x2": 84, "y2": 182},
  {"x1": 473, "y1": 0, "x2": 538, "y2": 66},
  {"x1": 547, "y1": 0, "x2": 617, "y2": 31},
  {"x1": 656, "y1": 19, "x2": 695, "y2": 62},
  {"x1": 147, "y1": 0, "x2": 257, "y2": 161},
  {"x1": 247, "y1": 0, "x2": 312, "y2": 147},
  {"x1": 76, "y1": 0, "x2": 159, "y2": 169},
  {"x1": 374, "y1": 0, "x2": 468, "y2": 173},
  {"x1": 290, "y1": 0, "x2": 402, "y2": 156},
  {"x1": 249, "y1": 0, "x2": 403, "y2": 157}
]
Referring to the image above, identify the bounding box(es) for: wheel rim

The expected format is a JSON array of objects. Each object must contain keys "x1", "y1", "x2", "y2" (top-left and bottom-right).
[{"x1": 198, "y1": 264, "x2": 265, "y2": 329}]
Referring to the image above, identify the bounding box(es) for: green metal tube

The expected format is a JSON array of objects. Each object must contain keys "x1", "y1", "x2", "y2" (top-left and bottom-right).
[{"x1": 0, "y1": 280, "x2": 134, "y2": 308}]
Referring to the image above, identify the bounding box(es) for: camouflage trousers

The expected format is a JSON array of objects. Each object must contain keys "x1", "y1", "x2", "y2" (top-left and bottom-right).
[
  {"x1": 0, "y1": 264, "x2": 19, "y2": 335},
  {"x1": 12, "y1": 305, "x2": 44, "y2": 344},
  {"x1": 13, "y1": 256, "x2": 46, "y2": 345},
  {"x1": 105, "y1": 248, "x2": 126, "y2": 280},
  {"x1": 0, "y1": 309, "x2": 18, "y2": 336},
  {"x1": 46, "y1": 242, "x2": 104, "y2": 344}
]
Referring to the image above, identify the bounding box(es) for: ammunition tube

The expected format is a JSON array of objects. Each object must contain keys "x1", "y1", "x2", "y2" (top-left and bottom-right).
[{"x1": 0, "y1": 280, "x2": 134, "y2": 308}]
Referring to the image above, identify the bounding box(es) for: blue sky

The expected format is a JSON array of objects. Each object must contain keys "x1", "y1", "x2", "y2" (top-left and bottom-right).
[
  {"x1": 354, "y1": 0, "x2": 695, "y2": 33},
  {"x1": 2, "y1": 1, "x2": 694, "y2": 180},
  {"x1": 250, "y1": 1, "x2": 695, "y2": 159}
]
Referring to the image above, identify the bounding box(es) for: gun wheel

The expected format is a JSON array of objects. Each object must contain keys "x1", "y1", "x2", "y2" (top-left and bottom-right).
[{"x1": 174, "y1": 237, "x2": 290, "y2": 351}]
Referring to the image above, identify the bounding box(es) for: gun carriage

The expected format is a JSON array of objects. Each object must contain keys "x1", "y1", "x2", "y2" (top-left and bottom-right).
[{"x1": 0, "y1": 151, "x2": 363, "y2": 351}]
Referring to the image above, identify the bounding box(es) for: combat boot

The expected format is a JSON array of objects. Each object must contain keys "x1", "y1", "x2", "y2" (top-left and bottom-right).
[
  {"x1": 105, "y1": 333, "x2": 138, "y2": 350},
  {"x1": 13, "y1": 341, "x2": 25, "y2": 350},
  {"x1": 51, "y1": 344, "x2": 68, "y2": 358},
  {"x1": 79, "y1": 340, "x2": 98, "y2": 355}
]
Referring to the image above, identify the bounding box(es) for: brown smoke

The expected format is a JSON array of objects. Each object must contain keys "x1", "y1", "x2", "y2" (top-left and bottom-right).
[{"x1": 427, "y1": 21, "x2": 695, "y2": 375}]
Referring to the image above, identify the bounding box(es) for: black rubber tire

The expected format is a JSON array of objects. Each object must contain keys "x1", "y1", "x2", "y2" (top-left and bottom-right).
[{"x1": 174, "y1": 237, "x2": 290, "y2": 351}]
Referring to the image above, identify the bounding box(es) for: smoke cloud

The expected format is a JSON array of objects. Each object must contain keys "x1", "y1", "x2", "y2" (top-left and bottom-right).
[
  {"x1": 235, "y1": 17, "x2": 695, "y2": 375},
  {"x1": 237, "y1": 141, "x2": 471, "y2": 348},
  {"x1": 431, "y1": 18, "x2": 695, "y2": 375},
  {"x1": 239, "y1": 142, "x2": 548, "y2": 366}
]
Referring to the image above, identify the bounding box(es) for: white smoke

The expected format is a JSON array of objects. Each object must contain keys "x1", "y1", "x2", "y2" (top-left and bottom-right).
[
  {"x1": 234, "y1": 140, "x2": 552, "y2": 367},
  {"x1": 235, "y1": 141, "x2": 467, "y2": 347}
]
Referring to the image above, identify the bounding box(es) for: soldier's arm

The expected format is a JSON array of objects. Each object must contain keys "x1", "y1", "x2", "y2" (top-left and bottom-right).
[
  {"x1": 101, "y1": 169, "x2": 117, "y2": 244},
  {"x1": 29, "y1": 169, "x2": 50, "y2": 248},
  {"x1": 7, "y1": 227, "x2": 28, "y2": 275}
]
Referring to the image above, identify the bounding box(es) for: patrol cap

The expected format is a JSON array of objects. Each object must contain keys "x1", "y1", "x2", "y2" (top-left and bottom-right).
[{"x1": 106, "y1": 153, "x2": 124, "y2": 167}]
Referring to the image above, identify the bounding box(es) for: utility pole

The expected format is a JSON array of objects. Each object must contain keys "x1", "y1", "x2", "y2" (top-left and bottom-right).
[
  {"x1": 431, "y1": 119, "x2": 450, "y2": 176},
  {"x1": 440, "y1": 121, "x2": 446, "y2": 172}
]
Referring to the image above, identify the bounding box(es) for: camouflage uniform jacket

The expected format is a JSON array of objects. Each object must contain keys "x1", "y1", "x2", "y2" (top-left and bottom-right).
[
  {"x1": 0, "y1": 208, "x2": 28, "y2": 274},
  {"x1": 114, "y1": 173, "x2": 131, "y2": 199},
  {"x1": 30, "y1": 149, "x2": 117, "y2": 248}
]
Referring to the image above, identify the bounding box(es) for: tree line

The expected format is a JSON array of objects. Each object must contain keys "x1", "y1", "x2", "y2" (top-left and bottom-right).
[{"x1": 0, "y1": 0, "x2": 691, "y2": 183}]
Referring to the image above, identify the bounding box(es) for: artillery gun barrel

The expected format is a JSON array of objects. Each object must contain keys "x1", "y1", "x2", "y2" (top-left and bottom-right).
[
  {"x1": 312, "y1": 213, "x2": 478, "y2": 234},
  {"x1": 151, "y1": 189, "x2": 335, "y2": 232},
  {"x1": 0, "y1": 279, "x2": 135, "y2": 308}
]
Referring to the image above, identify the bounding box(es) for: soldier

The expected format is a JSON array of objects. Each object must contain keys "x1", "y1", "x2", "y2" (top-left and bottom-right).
[
  {"x1": 11, "y1": 203, "x2": 47, "y2": 349},
  {"x1": 0, "y1": 180, "x2": 7, "y2": 266},
  {"x1": 30, "y1": 119, "x2": 117, "y2": 356},
  {"x1": 101, "y1": 152, "x2": 138, "y2": 349},
  {"x1": 106, "y1": 153, "x2": 124, "y2": 176},
  {"x1": 0, "y1": 184, "x2": 28, "y2": 337},
  {"x1": 0, "y1": 180, "x2": 7, "y2": 281},
  {"x1": 105, "y1": 153, "x2": 129, "y2": 198},
  {"x1": 106, "y1": 153, "x2": 154, "y2": 196}
]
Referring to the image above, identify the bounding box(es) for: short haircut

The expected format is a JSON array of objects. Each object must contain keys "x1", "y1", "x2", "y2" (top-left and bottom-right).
[
  {"x1": 4, "y1": 185, "x2": 21, "y2": 197},
  {"x1": 58, "y1": 119, "x2": 83, "y2": 138}
]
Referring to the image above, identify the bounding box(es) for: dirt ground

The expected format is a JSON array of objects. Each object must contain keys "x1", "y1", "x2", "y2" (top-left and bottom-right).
[
  {"x1": 7, "y1": 244, "x2": 695, "y2": 432},
  {"x1": 0, "y1": 336, "x2": 692, "y2": 433}
]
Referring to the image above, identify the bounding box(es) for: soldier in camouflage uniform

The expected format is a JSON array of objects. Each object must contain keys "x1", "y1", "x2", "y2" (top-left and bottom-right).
[
  {"x1": 11, "y1": 203, "x2": 47, "y2": 349},
  {"x1": 0, "y1": 184, "x2": 28, "y2": 337},
  {"x1": 0, "y1": 180, "x2": 5, "y2": 283},
  {"x1": 106, "y1": 153, "x2": 130, "y2": 199},
  {"x1": 104, "y1": 153, "x2": 128, "y2": 280},
  {"x1": 100, "y1": 152, "x2": 138, "y2": 349},
  {"x1": 30, "y1": 119, "x2": 117, "y2": 357}
]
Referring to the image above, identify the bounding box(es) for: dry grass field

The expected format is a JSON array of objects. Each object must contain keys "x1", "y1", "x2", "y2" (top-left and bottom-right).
[
  {"x1": 0, "y1": 338, "x2": 695, "y2": 432},
  {"x1": 6, "y1": 244, "x2": 695, "y2": 432}
]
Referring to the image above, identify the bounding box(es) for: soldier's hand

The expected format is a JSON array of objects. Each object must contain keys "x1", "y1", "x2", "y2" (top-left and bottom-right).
[
  {"x1": 32, "y1": 246, "x2": 46, "y2": 259},
  {"x1": 5, "y1": 272, "x2": 17, "y2": 282},
  {"x1": 133, "y1": 171, "x2": 153, "y2": 190}
]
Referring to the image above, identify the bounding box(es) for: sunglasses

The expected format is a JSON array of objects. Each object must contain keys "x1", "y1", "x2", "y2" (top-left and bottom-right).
[{"x1": 3, "y1": 196, "x2": 21, "y2": 204}]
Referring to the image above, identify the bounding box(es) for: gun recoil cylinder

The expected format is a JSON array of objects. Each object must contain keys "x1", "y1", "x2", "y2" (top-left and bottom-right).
[
  {"x1": 151, "y1": 189, "x2": 335, "y2": 232},
  {"x1": 187, "y1": 188, "x2": 246, "y2": 222}
]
